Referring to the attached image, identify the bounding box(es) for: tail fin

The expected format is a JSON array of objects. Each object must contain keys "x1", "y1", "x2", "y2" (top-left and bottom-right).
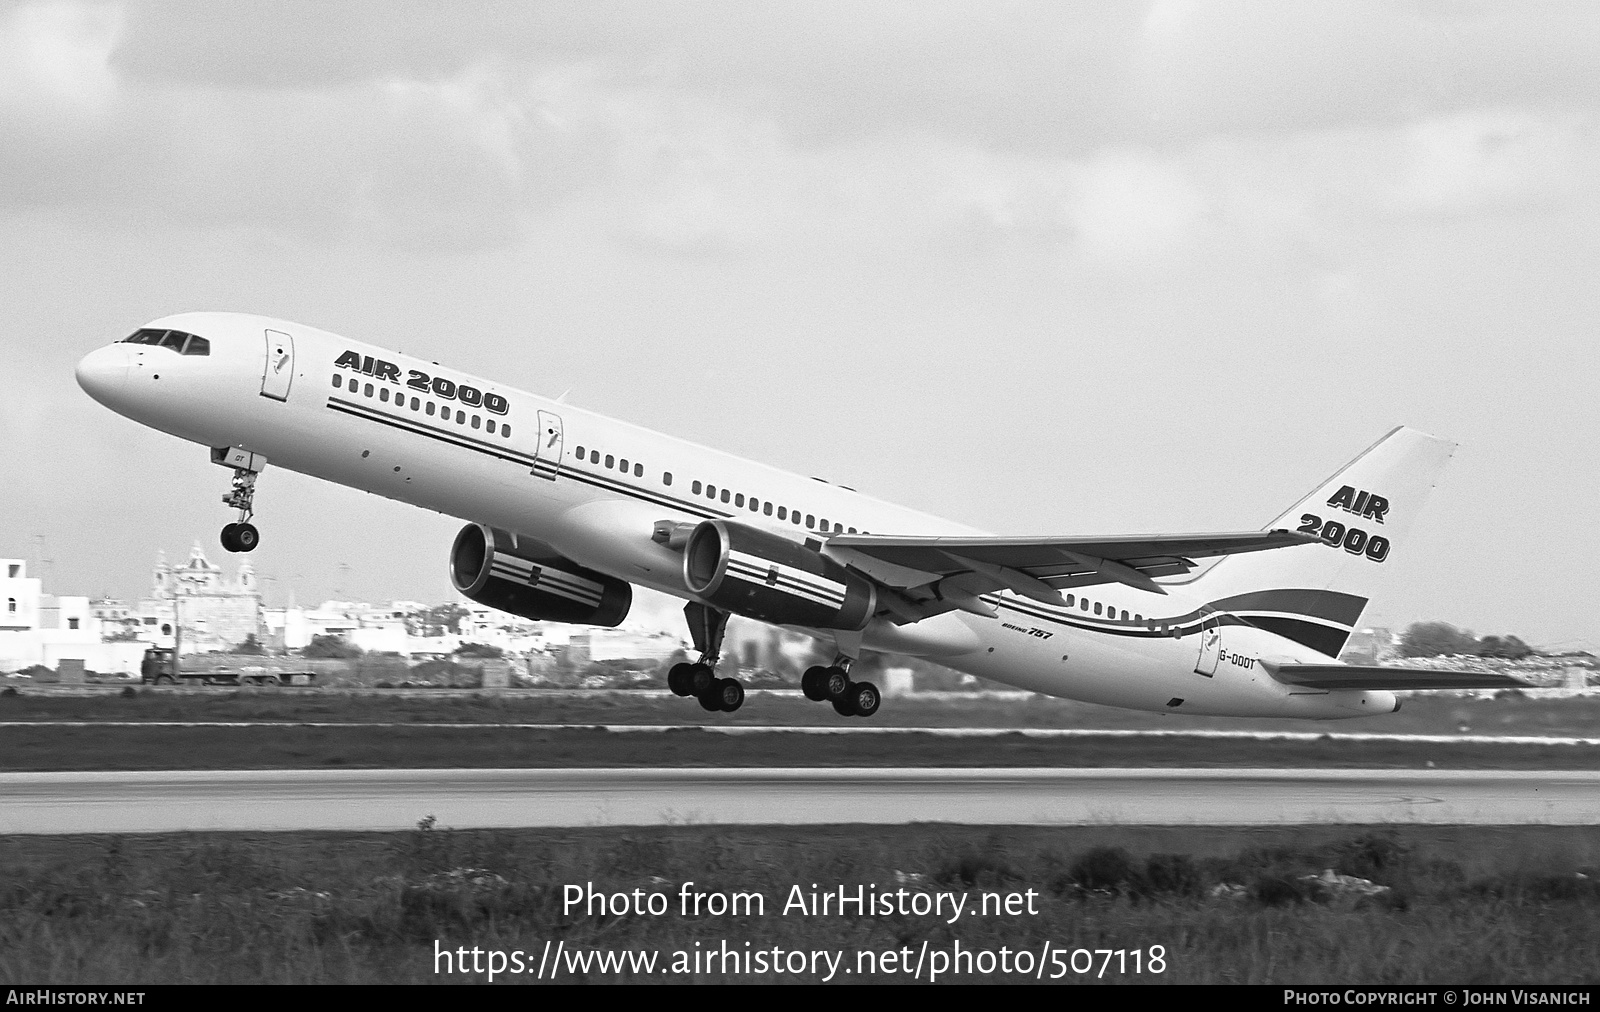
[{"x1": 1191, "y1": 426, "x2": 1456, "y2": 657}]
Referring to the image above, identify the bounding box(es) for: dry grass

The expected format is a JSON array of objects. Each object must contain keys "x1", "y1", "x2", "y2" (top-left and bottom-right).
[{"x1": 1, "y1": 825, "x2": 1597, "y2": 984}]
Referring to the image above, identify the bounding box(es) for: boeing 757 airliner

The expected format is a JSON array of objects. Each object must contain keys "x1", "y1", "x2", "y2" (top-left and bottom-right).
[{"x1": 75, "y1": 313, "x2": 1522, "y2": 719}]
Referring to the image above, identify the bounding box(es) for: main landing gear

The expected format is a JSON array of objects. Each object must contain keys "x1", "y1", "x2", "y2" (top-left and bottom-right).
[
  {"x1": 801, "y1": 657, "x2": 881, "y2": 719},
  {"x1": 667, "y1": 603, "x2": 745, "y2": 713}
]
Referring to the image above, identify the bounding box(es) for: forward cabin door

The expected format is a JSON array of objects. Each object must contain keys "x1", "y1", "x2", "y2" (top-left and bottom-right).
[
  {"x1": 261, "y1": 330, "x2": 295, "y2": 401},
  {"x1": 531, "y1": 410, "x2": 563, "y2": 480},
  {"x1": 1194, "y1": 611, "x2": 1222, "y2": 677}
]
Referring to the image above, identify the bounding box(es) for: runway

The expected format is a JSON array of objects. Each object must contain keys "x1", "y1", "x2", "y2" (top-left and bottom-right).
[{"x1": 1, "y1": 767, "x2": 1595, "y2": 834}]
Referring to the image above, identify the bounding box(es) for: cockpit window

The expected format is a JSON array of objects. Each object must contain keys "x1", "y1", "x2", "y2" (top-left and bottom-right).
[{"x1": 120, "y1": 328, "x2": 208, "y2": 355}]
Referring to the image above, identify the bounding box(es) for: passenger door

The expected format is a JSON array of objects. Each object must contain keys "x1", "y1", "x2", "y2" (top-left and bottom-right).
[
  {"x1": 261, "y1": 330, "x2": 295, "y2": 401},
  {"x1": 531, "y1": 410, "x2": 563, "y2": 480}
]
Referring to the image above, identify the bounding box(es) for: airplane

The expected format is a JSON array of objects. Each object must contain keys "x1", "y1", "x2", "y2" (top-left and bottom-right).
[{"x1": 74, "y1": 312, "x2": 1525, "y2": 719}]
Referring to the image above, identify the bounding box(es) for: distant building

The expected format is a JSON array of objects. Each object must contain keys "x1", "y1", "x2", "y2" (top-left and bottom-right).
[
  {"x1": 139, "y1": 542, "x2": 263, "y2": 651},
  {"x1": 0, "y1": 559, "x2": 143, "y2": 674}
]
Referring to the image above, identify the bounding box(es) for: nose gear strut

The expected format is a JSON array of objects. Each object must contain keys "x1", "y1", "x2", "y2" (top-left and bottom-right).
[{"x1": 211, "y1": 446, "x2": 267, "y2": 553}]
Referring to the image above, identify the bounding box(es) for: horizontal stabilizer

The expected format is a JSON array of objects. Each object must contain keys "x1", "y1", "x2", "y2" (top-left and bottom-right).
[{"x1": 1266, "y1": 663, "x2": 1531, "y2": 691}]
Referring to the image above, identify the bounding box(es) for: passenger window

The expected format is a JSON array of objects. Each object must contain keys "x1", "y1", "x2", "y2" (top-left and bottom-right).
[
  {"x1": 182, "y1": 336, "x2": 210, "y2": 356},
  {"x1": 486, "y1": 420, "x2": 495, "y2": 433},
  {"x1": 1093, "y1": 602, "x2": 1102, "y2": 616},
  {"x1": 471, "y1": 415, "x2": 480, "y2": 429},
  {"x1": 806, "y1": 515, "x2": 815, "y2": 528},
  {"x1": 575, "y1": 445, "x2": 585, "y2": 458},
  {"x1": 590, "y1": 450, "x2": 600, "y2": 464},
  {"x1": 364, "y1": 383, "x2": 374, "y2": 397},
  {"x1": 605, "y1": 455, "x2": 614, "y2": 469},
  {"x1": 764, "y1": 503, "x2": 773, "y2": 516},
  {"x1": 380, "y1": 388, "x2": 389, "y2": 402},
  {"x1": 664, "y1": 472, "x2": 673, "y2": 486},
  {"x1": 619, "y1": 458, "x2": 628, "y2": 472},
  {"x1": 457, "y1": 410, "x2": 466, "y2": 424},
  {"x1": 332, "y1": 375, "x2": 342, "y2": 388},
  {"x1": 1080, "y1": 599, "x2": 1089, "y2": 611},
  {"x1": 692, "y1": 481, "x2": 702, "y2": 494},
  {"x1": 635, "y1": 464, "x2": 643, "y2": 477},
  {"x1": 1066, "y1": 595, "x2": 1074, "y2": 607},
  {"x1": 426, "y1": 402, "x2": 435, "y2": 416},
  {"x1": 721, "y1": 489, "x2": 730, "y2": 503},
  {"x1": 1120, "y1": 610, "x2": 1128, "y2": 621},
  {"x1": 502, "y1": 425, "x2": 510, "y2": 438},
  {"x1": 707, "y1": 484, "x2": 716, "y2": 498},
  {"x1": 735, "y1": 494, "x2": 745, "y2": 507},
  {"x1": 1135, "y1": 614, "x2": 1143, "y2": 624},
  {"x1": 777, "y1": 507, "x2": 787, "y2": 520},
  {"x1": 410, "y1": 397, "x2": 419, "y2": 410},
  {"x1": 847, "y1": 527, "x2": 855, "y2": 534}
]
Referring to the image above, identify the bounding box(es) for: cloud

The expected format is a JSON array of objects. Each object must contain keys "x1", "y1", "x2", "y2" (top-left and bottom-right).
[
  {"x1": 0, "y1": 0, "x2": 121, "y2": 117},
  {"x1": 2, "y1": 5, "x2": 1597, "y2": 261}
]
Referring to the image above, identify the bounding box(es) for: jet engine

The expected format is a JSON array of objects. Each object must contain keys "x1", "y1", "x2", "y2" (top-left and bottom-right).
[
  {"x1": 450, "y1": 524, "x2": 631, "y2": 627},
  {"x1": 682, "y1": 519, "x2": 876, "y2": 631}
]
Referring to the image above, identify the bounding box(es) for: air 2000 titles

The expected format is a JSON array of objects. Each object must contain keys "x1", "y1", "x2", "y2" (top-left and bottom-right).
[{"x1": 333, "y1": 350, "x2": 509, "y2": 416}]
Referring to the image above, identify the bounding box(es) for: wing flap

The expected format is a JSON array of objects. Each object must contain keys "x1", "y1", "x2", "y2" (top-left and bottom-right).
[{"x1": 1268, "y1": 663, "x2": 1532, "y2": 691}]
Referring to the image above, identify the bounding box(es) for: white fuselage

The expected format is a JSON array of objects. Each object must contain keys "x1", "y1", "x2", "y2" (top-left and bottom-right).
[{"x1": 75, "y1": 312, "x2": 1396, "y2": 719}]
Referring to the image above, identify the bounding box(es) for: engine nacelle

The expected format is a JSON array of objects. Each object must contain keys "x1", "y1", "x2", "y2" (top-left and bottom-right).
[
  {"x1": 683, "y1": 519, "x2": 876, "y2": 631},
  {"x1": 450, "y1": 524, "x2": 631, "y2": 627}
]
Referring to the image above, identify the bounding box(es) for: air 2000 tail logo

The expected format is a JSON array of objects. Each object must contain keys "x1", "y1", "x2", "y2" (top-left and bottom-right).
[
  {"x1": 334, "y1": 351, "x2": 509, "y2": 415},
  {"x1": 1297, "y1": 486, "x2": 1391, "y2": 562}
]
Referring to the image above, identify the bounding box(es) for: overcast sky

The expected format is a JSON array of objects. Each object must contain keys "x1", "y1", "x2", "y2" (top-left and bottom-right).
[{"x1": 1, "y1": 1, "x2": 1596, "y2": 648}]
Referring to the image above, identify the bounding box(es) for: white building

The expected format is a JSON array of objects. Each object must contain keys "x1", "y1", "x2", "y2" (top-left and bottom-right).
[{"x1": 0, "y1": 560, "x2": 145, "y2": 674}]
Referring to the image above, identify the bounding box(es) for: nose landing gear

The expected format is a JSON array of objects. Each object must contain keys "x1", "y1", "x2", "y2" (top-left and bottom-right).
[{"x1": 211, "y1": 447, "x2": 267, "y2": 553}]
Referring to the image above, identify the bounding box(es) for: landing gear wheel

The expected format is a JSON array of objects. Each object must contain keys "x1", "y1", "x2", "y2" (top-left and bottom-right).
[
  {"x1": 697, "y1": 685, "x2": 723, "y2": 712},
  {"x1": 831, "y1": 693, "x2": 857, "y2": 717},
  {"x1": 822, "y1": 666, "x2": 851, "y2": 701},
  {"x1": 801, "y1": 665, "x2": 830, "y2": 702},
  {"x1": 220, "y1": 523, "x2": 240, "y2": 552},
  {"x1": 667, "y1": 662, "x2": 695, "y2": 697},
  {"x1": 714, "y1": 677, "x2": 745, "y2": 713},
  {"x1": 849, "y1": 681, "x2": 881, "y2": 719},
  {"x1": 687, "y1": 663, "x2": 717, "y2": 697},
  {"x1": 233, "y1": 523, "x2": 260, "y2": 552}
]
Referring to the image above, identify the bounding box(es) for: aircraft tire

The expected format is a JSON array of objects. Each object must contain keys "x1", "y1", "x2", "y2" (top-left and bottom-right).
[
  {"x1": 850, "y1": 681, "x2": 881, "y2": 718},
  {"x1": 667, "y1": 662, "x2": 695, "y2": 696},
  {"x1": 697, "y1": 685, "x2": 722, "y2": 712},
  {"x1": 716, "y1": 677, "x2": 745, "y2": 713},
  {"x1": 234, "y1": 523, "x2": 260, "y2": 552},
  {"x1": 800, "y1": 666, "x2": 830, "y2": 701},
  {"x1": 831, "y1": 693, "x2": 857, "y2": 717},
  {"x1": 822, "y1": 666, "x2": 851, "y2": 701},
  {"x1": 220, "y1": 523, "x2": 240, "y2": 553},
  {"x1": 688, "y1": 663, "x2": 716, "y2": 696}
]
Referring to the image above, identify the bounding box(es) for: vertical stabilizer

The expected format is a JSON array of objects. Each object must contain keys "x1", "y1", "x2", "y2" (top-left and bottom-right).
[{"x1": 1191, "y1": 426, "x2": 1456, "y2": 657}]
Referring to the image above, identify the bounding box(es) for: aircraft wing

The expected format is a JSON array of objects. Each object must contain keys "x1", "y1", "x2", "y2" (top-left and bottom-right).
[
  {"x1": 824, "y1": 529, "x2": 1317, "y2": 619},
  {"x1": 1264, "y1": 663, "x2": 1532, "y2": 691}
]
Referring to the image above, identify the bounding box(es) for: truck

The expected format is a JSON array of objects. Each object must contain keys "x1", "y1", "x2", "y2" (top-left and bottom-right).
[{"x1": 140, "y1": 648, "x2": 321, "y2": 686}]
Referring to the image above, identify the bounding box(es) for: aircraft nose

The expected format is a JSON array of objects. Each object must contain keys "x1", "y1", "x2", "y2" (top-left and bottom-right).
[{"x1": 75, "y1": 344, "x2": 131, "y2": 406}]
